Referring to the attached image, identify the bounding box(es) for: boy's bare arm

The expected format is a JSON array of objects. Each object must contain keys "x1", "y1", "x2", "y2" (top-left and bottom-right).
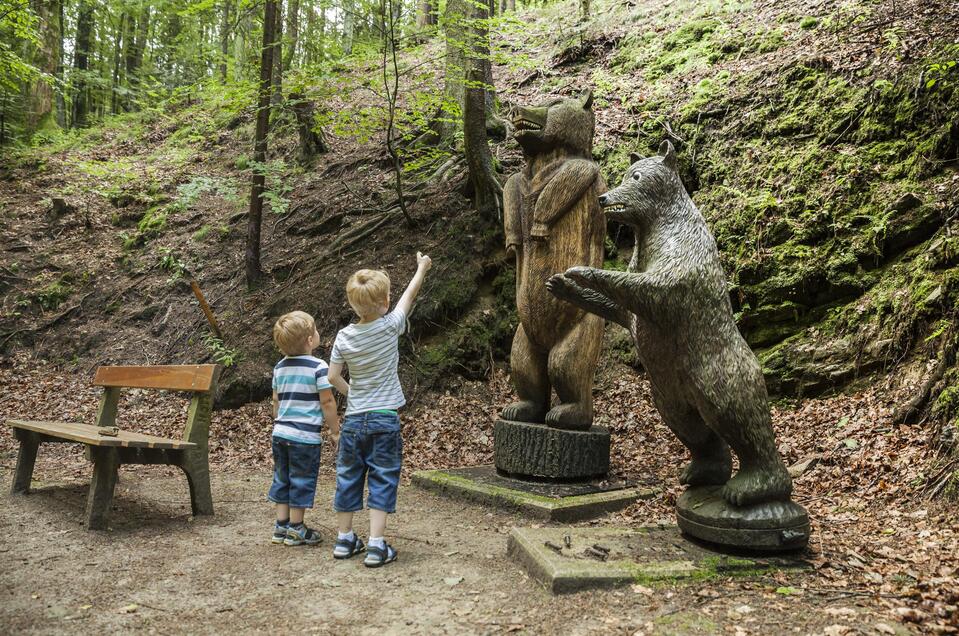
[
  {"x1": 327, "y1": 362, "x2": 350, "y2": 395},
  {"x1": 272, "y1": 390, "x2": 279, "y2": 419},
  {"x1": 395, "y1": 252, "x2": 432, "y2": 317},
  {"x1": 319, "y1": 388, "x2": 340, "y2": 443}
]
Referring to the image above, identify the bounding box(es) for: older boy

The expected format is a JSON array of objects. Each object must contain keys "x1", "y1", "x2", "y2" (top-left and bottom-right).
[
  {"x1": 269, "y1": 311, "x2": 340, "y2": 546},
  {"x1": 327, "y1": 252, "x2": 432, "y2": 567}
]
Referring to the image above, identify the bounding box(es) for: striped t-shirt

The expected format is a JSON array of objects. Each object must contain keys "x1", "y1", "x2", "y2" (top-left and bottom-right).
[
  {"x1": 330, "y1": 308, "x2": 407, "y2": 416},
  {"x1": 271, "y1": 355, "x2": 333, "y2": 445}
]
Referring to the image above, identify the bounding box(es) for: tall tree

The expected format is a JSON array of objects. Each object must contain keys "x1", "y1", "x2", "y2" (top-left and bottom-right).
[
  {"x1": 71, "y1": 0, "x2": 94, "y2": 127},
  {"x1": 282, "y1": 0, "x2": 299, "y2": 70},
  {"x1": 463, "y1": 0, "x2": 500, "y2": 220},
  {"x1": 220, "y1": 0, "x2": 231, "y2": 80},
  {"x1": 271, "y1": 0, "x2": 284, "y2": 107},
  {"x1": 25, "y1": 0, "x2": 60, "y2": 135},
  {"x1": 246, "y1": 0, "x2": 278, "y2": 288},
  {"x1": 417, "y1": 0, "x2": 436, "y2": 28},
  {"x1": 342, "y1": 0, "x2": 355, "y2": 55}
]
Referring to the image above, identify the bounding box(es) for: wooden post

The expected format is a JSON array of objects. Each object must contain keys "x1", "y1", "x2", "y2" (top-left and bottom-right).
[
  {"x1": 95, "y1": 386, "x2": 120, "y2": 428},
  {"x1": 11, "y1": 429, "x2": 40, "y2": 495},
  {"x1": 189, "y1": 279, "x2": 223, "y2": 339},
  {"x1": 86, "y1": 446, "x2": 120, "y2": 530},
  {"x1": 179, "y1": 366, "x2": 220, "y2": 516}
]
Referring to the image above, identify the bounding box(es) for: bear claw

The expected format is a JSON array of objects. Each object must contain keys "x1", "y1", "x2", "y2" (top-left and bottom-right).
[
  {"x1": 720, "y1": 466, "x2": 792, "y2": 507},
  {"x1": 501, "y1": 401, "x2": 546, "y2": 424},
  {"x1": 679, "y1": 456, "x2": 732, "y2": 487}
]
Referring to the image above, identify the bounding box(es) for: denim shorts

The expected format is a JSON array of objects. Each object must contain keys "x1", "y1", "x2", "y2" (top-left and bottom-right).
[
  {"x1": 333, "y1": 411, "x2": 402, "y2": 513},
  {"x1": 268, "y1": 437, "x2": 321, "y2": 509}
]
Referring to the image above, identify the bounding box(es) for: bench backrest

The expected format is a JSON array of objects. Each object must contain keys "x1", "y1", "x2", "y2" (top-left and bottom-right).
[
  {"x1": 94, "y1": 365, "x2": 217, "y2": 392},
  {"x1": 93, "y1": 364, "x2": 220, "y2": 447}
]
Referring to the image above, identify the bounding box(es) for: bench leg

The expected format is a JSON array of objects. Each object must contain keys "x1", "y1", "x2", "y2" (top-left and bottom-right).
[
  {"x1": 85, "y1": 447, "x2": 119, "y2": 530},
  {"x1": 180, "y1": 451, "x2": 213, "y2": 517},
  {"x1": 11, "y1": 430, "x2": 40, "y2": 495}
]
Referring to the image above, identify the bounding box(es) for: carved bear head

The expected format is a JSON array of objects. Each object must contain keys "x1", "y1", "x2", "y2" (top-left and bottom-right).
[
  {"x1": 511, "y1": 91, "x2": 595, "y2": 156},
  {"x1": 599, "y1": 140, "x2": 682, "y2": 226}
]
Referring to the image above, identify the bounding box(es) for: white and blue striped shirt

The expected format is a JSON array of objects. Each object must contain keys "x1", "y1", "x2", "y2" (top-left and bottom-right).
[
  {"x1": 330, "y1": 308, "x2": 407, "y2": 416},
  {"x1": 272, "y1": 355, "x2": 333, "y2": 445}
]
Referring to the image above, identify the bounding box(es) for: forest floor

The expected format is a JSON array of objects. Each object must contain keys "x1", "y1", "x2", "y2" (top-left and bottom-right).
[{"x1": 1, "y1": 356, "x2": 956, "y2": 634}]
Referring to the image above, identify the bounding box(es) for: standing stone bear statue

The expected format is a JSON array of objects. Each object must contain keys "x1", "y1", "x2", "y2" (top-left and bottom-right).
[
  {"x1": 501, "y1": 91, "x2": 606, "y2": 431},
  {"x1": 547, "y1": 141, "x2": 793, "y2": 506}
]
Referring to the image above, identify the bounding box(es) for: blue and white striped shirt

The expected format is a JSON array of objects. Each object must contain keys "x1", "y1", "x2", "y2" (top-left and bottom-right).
[
  {"x1": 272, "y1": 355, "x2": 333, "y2": 445},
  {"x1": 330, "y1": 308, "x2": 407, "y2": 416}
]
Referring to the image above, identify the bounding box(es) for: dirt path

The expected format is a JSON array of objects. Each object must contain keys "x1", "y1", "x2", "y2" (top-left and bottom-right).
[{"x1": 0, "y1": 459, "x2": 916, "y2": 635}]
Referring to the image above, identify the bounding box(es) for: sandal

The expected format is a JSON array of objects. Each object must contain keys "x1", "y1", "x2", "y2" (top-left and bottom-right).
[
  {"x1": 332, "y1": 534, "x2": 366, "y2": 560},
  {"x1": 363, "y1": 542, "x2": 397, "y2": 568}
]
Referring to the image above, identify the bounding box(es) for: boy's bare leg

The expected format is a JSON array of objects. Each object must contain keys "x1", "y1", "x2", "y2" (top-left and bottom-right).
[
  {"x1": 276, "y1": 503, "x2": 290, "y2": 522},
  {"x1": 370, "y1": 509, "x2": 387, "y2": 539},
  {"x1": 290, "y1": 507, "x2": 305, "y2": 525},
  {"x1": 337, "y1": 511, "x2": 355, "y2": 534}
]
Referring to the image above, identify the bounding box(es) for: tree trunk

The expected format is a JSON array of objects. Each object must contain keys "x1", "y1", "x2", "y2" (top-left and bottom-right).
[
  {"x1": 71, "y1": 0, "x2": 94, "y2": 128},
  {"x1": 580, "y1": 0, "x2": 589, "y2": 21},
  {"x1": 272, "y1": 0, "x2": 284, "y2": 108},
  {"x1": 54, "y1": 0, "x2": 66, "y2": 127},
  {"x1": 24, "y1": 0, "x2": 60, "y2": 135},
  {"x1": 507, "y1": 0, "x2": 515, "y2": 11},
  {"x1": 283, "y1": 0, "x2": 300, "y2": 70},
  {"x1": 247, "y1": 0, "x2": 277, "y2": 288},
  {"x1": 289, "y1": 92, "x2": 328, "y2": 164},
  {"x1": 463, "y1": 0, "x2": 501, "y2": 220},
  {"x1": 111, "y1": 14, "x2": 125, "y2": 114},
  {"x1": 432, "y1": 0, "x2": 467, "y2": 144},
  {"x1": 343, "y1": 0, "x2": 355, "y2": 55},
  {"x1": 416, "y1": 0, "x2": 434, "y2": 27},
  {"x1": 220, "y1": 0, "x2": 231, "y2": 80}
]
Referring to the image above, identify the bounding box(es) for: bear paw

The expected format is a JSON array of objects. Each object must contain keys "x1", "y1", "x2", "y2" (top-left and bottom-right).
[
  {"x1": 679, "y1": 456, "x2": 732, "y2": 487},
  {"x1": 720, "y1": 465, "x2": 792, "y2": 507},
  {"x1": 545, "y1": 403, "x2": 592, "y2": 431},
  {"x1": 501, "y1": 401, "x2": 546, "y2": 424}
]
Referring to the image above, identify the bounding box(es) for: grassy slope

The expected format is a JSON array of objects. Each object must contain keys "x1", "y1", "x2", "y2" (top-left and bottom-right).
[{"x1": 1, "y1": 0, "x2": 957, "y2": 424}]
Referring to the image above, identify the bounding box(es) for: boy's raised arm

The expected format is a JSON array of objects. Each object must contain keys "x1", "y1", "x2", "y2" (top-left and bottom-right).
[{"x1": 395, "y1": 251, "x2": 432, "y2": 318}]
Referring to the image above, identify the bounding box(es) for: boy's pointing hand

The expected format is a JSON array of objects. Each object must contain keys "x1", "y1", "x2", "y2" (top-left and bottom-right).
[{"x1": 417, "y1": 251, "x2": 432, "y2": 271}]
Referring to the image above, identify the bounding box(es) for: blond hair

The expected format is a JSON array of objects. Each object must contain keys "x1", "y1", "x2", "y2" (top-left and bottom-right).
[
  {"x1": 273, "y1": 311, "x2": 315, "y2": 356},
  {"x1": 346, "y1": 269, "x2": 390, "y2": 317}
]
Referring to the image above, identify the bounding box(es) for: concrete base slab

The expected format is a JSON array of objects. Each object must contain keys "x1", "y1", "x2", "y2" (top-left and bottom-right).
[
  {"x1": 412, "y1": 466, "x2": 657, "y2": 522},
  {"x1": 507, "y1": 525, "x2": 810, "y2": 594}
]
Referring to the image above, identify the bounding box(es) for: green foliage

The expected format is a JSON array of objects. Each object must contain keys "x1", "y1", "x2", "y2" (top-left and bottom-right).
[
  {"x1": 248, "y1": 160, "x2": 292, "y2": 215},
  {"x1": 157, "y1": 247, "x2": 188, "y2": 285},
  {"x1": 203, "y1": 333, "x2": 242, "y2": 368},
  {"x1": 0, "y1": 0, "x2": 41, "y2": 91}
]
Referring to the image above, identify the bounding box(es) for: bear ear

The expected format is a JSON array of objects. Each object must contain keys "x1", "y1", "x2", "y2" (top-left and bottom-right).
[
  {"x1": 629, "y1": 152, "x2": 643, "y2": 164},
  {"x1": 580, "y1": 89, "x2": 594, "y2": 109},
  {"x1": 659, "y1": 140, "x2": 678, "y2": 170}
]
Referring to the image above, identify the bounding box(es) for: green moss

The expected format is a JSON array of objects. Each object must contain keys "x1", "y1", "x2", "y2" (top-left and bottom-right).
[{"x1": 800, "y1": 16, "x2": 819, "y2": 29}]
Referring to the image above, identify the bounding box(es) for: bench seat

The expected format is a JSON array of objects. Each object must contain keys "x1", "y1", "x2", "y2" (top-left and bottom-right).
[{"x1": 7, "y1": 420, "x2": 196, "y2": 450}]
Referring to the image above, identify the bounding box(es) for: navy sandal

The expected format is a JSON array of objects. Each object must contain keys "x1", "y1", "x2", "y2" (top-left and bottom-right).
[
  {"x1": 332, "y1": 535, "x2": 366, "y2": 560},
  {"x1": 364, "y1": 542, "x2": 397, "y2": 568}
]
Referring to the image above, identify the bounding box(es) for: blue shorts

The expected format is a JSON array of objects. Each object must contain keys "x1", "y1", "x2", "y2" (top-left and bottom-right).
[
  {"x1": 268, "y1": 437, "x2": 321, "y2": 509},
  {"x1": 333, "y1": 411, "x2": 402, "y2": 513}
]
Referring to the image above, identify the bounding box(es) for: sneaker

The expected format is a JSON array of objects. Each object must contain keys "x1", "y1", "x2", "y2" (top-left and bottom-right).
[
  {"x1": 333, "y1": 533, "x2": 366, "y2": 560},
  {"x1": 363, "y1": 542, "x2": 397, "y2": 568},
  {"x1": 284, "y1": 524, "x2": 322, "y2": 546},
  {"x1": 271, "y1": 521, "x2": 288, "y2": 545}
]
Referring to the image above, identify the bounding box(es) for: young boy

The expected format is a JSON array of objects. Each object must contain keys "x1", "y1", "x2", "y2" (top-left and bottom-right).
[
  {"x1": 327, "y1": 251, "x2": 432, "y2": 567},
  {"x1": 269, "y1": 310, "x2": 340, "y2": 546}
]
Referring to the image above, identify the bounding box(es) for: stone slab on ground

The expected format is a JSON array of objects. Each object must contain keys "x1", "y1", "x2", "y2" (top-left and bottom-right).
[
  {"x1": 412, "y1": 465, "x2": 657, "y2": 521},
  {"x1": 507, "y1": 525, "x2": 810, "y2": 594}
]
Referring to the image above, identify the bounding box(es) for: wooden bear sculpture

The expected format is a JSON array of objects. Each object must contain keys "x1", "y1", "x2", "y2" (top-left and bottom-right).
[
  {"x1": 547, "y1": 142, "x2": 808, "y2": 550},
  {"x1": 501, "y1": 91, "x2": 606, "y2": 431}
]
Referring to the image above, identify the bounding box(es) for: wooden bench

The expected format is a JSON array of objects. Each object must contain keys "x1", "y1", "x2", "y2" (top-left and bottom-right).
[{"x1": 6, "y1": 364, "x2": 220, "y2": 530}]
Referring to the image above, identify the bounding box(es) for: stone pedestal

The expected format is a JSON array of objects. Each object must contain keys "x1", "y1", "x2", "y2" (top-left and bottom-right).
[
  {"x1": 676, "y1": 486, "x2": 810, "y2": 552},
  {"x1": 493, "y1": 419, "x2": 610, "y2": 480}
]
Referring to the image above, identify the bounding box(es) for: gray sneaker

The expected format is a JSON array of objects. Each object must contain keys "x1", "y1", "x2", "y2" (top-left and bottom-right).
[{"x1": 284, "y1": 524, "x2": 322, "y2": 546}]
